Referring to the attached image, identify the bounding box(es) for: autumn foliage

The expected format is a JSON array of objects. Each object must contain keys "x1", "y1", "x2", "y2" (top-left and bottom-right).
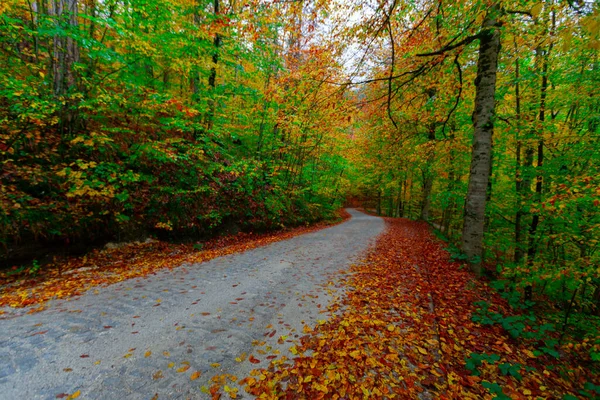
[{"x1": 240, "y1": 219, "x2": 598, "y2": 398}]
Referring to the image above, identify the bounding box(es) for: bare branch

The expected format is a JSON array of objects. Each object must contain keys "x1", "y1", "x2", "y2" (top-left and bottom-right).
[
  {"x1": 416, "y1": 34, "x2": 480, "y2": 57},
  {"x1": 440, "y1": 54, "x2": 463, "y2": 136}
]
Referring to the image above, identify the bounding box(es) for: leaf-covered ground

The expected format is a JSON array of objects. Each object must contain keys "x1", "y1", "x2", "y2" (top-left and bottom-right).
[
  {"x1": 236, "y1": 218, "x2": 597, "y2": 399},
  {"x1": 0, "y1": 211, "x2": 350, "y2": 315}
]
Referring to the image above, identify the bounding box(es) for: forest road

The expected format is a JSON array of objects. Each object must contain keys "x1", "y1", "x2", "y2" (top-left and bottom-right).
[{"x1": 0, "y1": 208, "x2": 384, "y2": 400}]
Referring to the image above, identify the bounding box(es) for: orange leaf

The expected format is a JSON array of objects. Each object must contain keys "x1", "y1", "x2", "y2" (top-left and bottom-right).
[
  {"x1": 176, "y1": 365, "x2": 190, "y2": 373},
  {"x1": 190, "y1": 371, "x2": 201, "y2": 381}
]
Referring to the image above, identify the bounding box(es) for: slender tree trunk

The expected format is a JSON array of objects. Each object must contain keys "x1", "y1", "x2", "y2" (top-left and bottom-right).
[
  {"x1": 514, "y1": 46, "x2": 526, "y2": 263},
  {"x1": 49, "y1": 0, "x2": 80, "y2": 135},
  {"x1": 206, "y1": 0, "x2": 222, "y2": 131},
  {"x1": 528, "y1": 29, "x2": 552, "y2": 264},
  {"x1": 420, "y1": 124, "x2": 436, "y2": 221},
  {"x1": 443, "y1": 132, "x2": 458, "y2": 237},
  {"x1": 461, "y1": 13, "x2": 501, "y2": 275}
]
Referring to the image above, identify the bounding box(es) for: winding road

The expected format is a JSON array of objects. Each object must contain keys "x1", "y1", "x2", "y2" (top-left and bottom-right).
[{"x1": 0, "y1": 209, "x2": 384, "y2": 399}]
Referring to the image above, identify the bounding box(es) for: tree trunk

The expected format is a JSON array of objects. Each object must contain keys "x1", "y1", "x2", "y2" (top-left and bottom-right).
[
  {"x1": 49, "y1": 0, "x2": 80, "y2": 135},
  {"x1": 461, "y1": 13, "x2": 501, "y2": 275},
  {"x1": 206, "y1": 0, "x2": 222, "y2": 131},
  {"x1": 420, "y1": 123, "x2": 436, "y2": 221},
  {"x1": 528, "y1": 32, "x2": 552, "y2": 264},
  {"x1": 514, "y1": 44, "x2": 525, "y2": 263}
]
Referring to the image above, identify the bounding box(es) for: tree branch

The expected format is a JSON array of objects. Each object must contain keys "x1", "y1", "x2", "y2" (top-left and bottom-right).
[
  {"x1": 416, "y1": 33, "x2": 480, "y2": 57},
  {"x1": 440, "y1": 54, "x2": 463, "y2": 136}
]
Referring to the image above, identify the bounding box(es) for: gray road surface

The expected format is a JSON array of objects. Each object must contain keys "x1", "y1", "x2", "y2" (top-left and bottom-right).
[{"x1": 0, "y1": 209, "x2": 384, "y2": 399}]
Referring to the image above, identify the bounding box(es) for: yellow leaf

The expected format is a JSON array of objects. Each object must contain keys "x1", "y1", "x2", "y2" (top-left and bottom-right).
[
  {"x1": 167, "y1": 362, "x2": 175, "y2": 368},
  {"x1": 524, "y1": 349, "x2": 536, "y2": 358},
  {"x1": 211, "y1": 363, "x2": 221, "y2": 368},
  {"x1": 163, "y1": 351, "x2": 170, "y2": 357},
  {"x1": 417, "y1": 346, "x2": 428, "y2": 355},
  {"x1": 349, "y1": 350, "x2": 362, "y2": 359},
  {"x1": 176, "y1": 365, "x2": 190, "y2": 373},
  {"x1": 67, "y1": 390, "x2": 81, "y2": 400},
  {"x1": 123, "y1": 353, "x2": 132, "y2": 358},
  {"x1": 523, "y1": 389, "x2": 532, "y2": 395},
  {"x1": 531, "y1": 3, "x2": 543, "y2": 18},
  {"x1": 94, "y1": 360, "x2": 101, "y2": 365},
  {"x1": 387, "y1": 324, "x2": 395, "y2": 332},
  {"x1": 145, "y1": 351, "x2": 152, "y2": 358},
  {"x1": 190, "y1": 371, "x2": 201, "y2": 381}
]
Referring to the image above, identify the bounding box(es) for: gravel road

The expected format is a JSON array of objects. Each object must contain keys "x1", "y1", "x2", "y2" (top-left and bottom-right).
[{"x1": 0, "y1": 209, "x2": 384, "y2": 400}]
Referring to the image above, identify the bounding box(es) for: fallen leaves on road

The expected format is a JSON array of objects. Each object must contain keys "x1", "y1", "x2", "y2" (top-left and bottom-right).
[
  {"x1": 176, "y1": 364, "x2": 190, "y2": 373},
  {"x1": 190, "y1": 371, "x2": 201, "y2": 381},
  {"x1": 236, "y1": 218, "x2": 596, "y2": 399},
  {"x1": 0, "y1": 211, "x2": 350, "y2": 312}
]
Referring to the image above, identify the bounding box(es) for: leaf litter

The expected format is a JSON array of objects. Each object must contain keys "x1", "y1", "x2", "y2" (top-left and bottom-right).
[{"x1": 222, "y1": 218, "x2": 599, "y2": 399}]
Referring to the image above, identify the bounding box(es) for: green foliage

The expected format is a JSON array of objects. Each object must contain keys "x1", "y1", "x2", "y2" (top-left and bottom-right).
[
  {"x1": 578, "y1": 382, "x2": 600, "y2": 399},
  {"x1": 0, "y1": 0, "x2": 351, "y2": 263},
  {"x1": 465, "y1": 352, "x2": 501, "y2": 376},
  {"x1": 498, "y1": 362, "x2": 523, "y2": 381},
  {"x1": 481, "y1": 381, "x2": 512, "y2": 400},
  {"x1": 472, "y1": 301, "x2": 558, "y2": 347}
]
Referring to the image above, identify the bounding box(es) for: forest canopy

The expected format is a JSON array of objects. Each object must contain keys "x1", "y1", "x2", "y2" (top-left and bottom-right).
[{"x1": 1, "y1": 0, "x2": 353, "y2": 260}]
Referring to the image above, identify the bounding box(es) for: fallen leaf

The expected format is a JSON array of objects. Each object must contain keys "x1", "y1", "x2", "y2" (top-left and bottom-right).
[
  {"x1": 67, "y1": 390, "x2": 80, "y2": 400},
  {"x1": 176, "y1": 365, "x2": 190, "y2": 373},
  {"x1": 152, "y1": 371, "x2": 163, "y2": 380},
  {"x1": 249, "y1": 355, "x2": 261, "y2": 364},
  {"x1": 190, "y1": 371, "x2": 201, "y2": 381}
]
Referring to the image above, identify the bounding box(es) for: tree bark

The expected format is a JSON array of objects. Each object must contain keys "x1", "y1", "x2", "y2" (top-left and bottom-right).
[
  {"x1": 514, "y1": 43, "x2": 526, "y2": 263},
  {"x1": 528, "y1": 30, "x2": 552, "y2": 264},
  {"x1": 49, "y1": 0, "x2": 80, "y2": 135},
  {"x1": 461, "y1": 12, "x2": 501, "y2": 275},
  {"x1": 206, "y1": 0, "x2": 222, "y2": 131},
  {"x1": 420, "y1": 122, "x2": 436, "y2": 221}
]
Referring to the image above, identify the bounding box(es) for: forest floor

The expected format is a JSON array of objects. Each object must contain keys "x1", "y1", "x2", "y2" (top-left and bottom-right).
[{"x1": 240, "y1": 217, "x2": 598, "y2": 400}]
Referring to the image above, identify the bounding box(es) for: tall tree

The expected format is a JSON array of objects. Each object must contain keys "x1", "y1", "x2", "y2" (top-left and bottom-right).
[{"x1": 461, "y1": 7, "x2": 501, "y2": 274}]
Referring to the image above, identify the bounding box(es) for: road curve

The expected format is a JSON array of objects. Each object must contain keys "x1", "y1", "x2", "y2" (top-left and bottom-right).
[{"x1": 0, "y1": 209, "x2": 384, "y2": 400}]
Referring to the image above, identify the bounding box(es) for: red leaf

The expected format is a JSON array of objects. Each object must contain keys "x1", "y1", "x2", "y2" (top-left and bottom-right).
[{"x1": 249, "y1": 355, "x2": 260, "y2": 364}]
